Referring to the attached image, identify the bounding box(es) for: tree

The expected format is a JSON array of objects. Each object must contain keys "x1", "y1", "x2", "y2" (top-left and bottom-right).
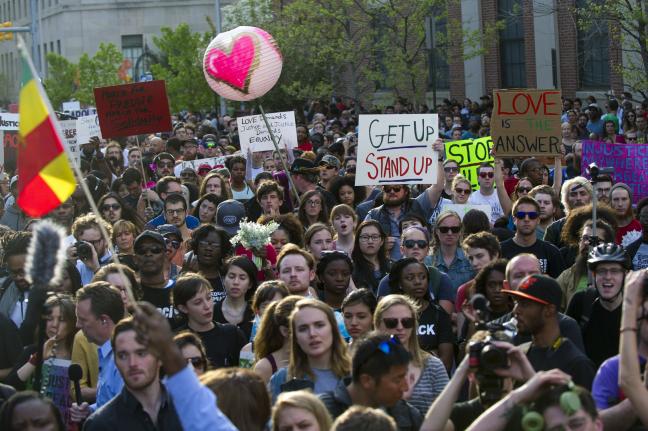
[
  {"x1": 76, "y1": 43, "x2": 125, "y2": 105},
  {"x1": 43, "y1": 53, "x2": 77, "y2": 110},
  {"x1": 576, "y1": 0, "x2": 648, "y2": 99},
  {"x1": 150, "y1": 23, "x2": 215, "y2": 112}
]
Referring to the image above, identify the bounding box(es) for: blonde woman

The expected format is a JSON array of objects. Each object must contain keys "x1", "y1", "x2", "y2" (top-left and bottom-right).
[
  {"x1": 374, "y1": 295, "x2": 449, "y2": 415},
  {"x1": 272, "y1": 390, "x2": 333, "y2": 431},
  {"x1": 269, "y1": 298, "x2": 351, "y2": 402}
]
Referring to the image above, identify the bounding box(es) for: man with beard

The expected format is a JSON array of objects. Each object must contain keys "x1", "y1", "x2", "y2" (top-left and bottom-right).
[
  {"x1": 71, "y1": 214, "x2": 114, "y2": 285},
  {"x1": 149, "y1": 136, "x2": 166, "y2": 156},
  {"x1": 593, "y1": 174, "x2": 612, "y2": 205},
  {"x1": 134, "y1": 231, "x2": 177, "y2": 321},
  {"x1": 503, "y1": 274, "x2": 596, "y2": 389},
  {"x1": 501, "y1": 197, "x2": 565, "y2": 278},
  {"x1": 83, "y1": 318, "x2": 183, "y2": 430},
  {"x1": 566, "y1": 243, "x2": 630, "y2": 368},
  {"x1": 0, "y1": 232, "x2": 32, "y2": 330},
  {"x1": 153, "y1": 153, "x2": 176, "y2": 180},
  {"x1": 529, "y1": 185, "x2": 559, "y2": 240},
  {"x1": 159, "y1": 194, "x2": 197, "y2": 241},
  {"x1": 277, "y1": 244, "x2": 317, "y2": 297},
  {"x1": 544, "y1": 176, "x2": 592, "y2": 248},
  {"x1": 147, "y1": 179, "x2": 198, "y2": 228}
]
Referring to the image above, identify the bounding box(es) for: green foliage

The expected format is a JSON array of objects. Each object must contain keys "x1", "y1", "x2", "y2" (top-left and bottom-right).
[
  {"x1": 43, "y1": 53, "x2": 77, "y2": 109},
  {"x1": 150, "y1": 23, "x2": 215, "y2": 112}
]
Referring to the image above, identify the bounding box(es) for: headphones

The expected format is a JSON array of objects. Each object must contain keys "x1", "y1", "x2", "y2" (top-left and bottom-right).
[{"x1": 521, "y1": 382, "x2": 581, "y2": 431}]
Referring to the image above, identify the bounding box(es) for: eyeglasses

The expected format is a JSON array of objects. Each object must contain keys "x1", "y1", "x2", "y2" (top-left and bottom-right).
[
  {"x1": 438, "y1": 226, "x2": 461, "y2": 234},
  {"x1": 198, "y1": 240, "x2": 221, "y2": 248},
  {"x1": 165, "y1": 208, "x2": 186, "y2": 216},
  {"x1": 382, "y1": 317, "x2": 415, "y2": 329},
  {"x1": 383, "y1": 186, "x2": 403, "y2": 193},
  {"x1": 187, "y1": 356, "x2": 206, "y2": 368},
  {"x1": 627, "y1": 136, "x2": 638, "y2": 141},
  {"x1": 135, "y1": 246, "x2": 164, "y2": 255},
  {"x1": 307, "y1": 199, "x2": 322, "y2": 207},
  {"x1": 444, "y1": 167, "x2": 459, "y2": 173},
  {"x1": 359, "y1": 234, "x2": 381, "y2": 242},
  {"x1": 479, "y1": 172, "x2": 494, "y2": 179},
  {"x1": 165, "y1": 238, "x2": 181, "y2": 249},
  {"x1": 517, "y1": 187, "x2": 532, "y2": 194},
  {"x1": 454, "y1": 187, "x2": 471, "y2": 195},
  {"x1": 515, "y1": 211, "x2": 539, "y2": 220},
  {"x1": 595, "y1": 268, "x2": 625, "y2": 277},
  {"x1": 157, "y1": 162, "x2": 174, "y2": 168},
  {"x1": 101, "y1": 203, "x2": 121, "y2": 211},
  {"x1": 403, "y1": 239, "x2": 428, "y2": 249}
]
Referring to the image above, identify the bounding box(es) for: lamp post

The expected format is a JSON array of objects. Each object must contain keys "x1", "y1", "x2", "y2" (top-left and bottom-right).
[{"x1": 215, "y1": 0, "x2": 227, "y2": 117}]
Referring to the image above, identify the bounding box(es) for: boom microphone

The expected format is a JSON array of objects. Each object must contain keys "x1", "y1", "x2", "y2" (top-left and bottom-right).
[{"x1": 25, "y1": 219, "x2": 67, "y2": 288}]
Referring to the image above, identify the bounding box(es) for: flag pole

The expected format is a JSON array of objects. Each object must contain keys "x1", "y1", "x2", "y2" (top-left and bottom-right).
[{"x1": 17, "y1": 35, "x2": 138, "y2": 310}]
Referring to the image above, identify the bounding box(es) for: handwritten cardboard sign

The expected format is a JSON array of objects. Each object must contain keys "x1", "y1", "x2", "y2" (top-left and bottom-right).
[
  {"x1": 94, "y1": 80, "x2": 172, "y2": 137},
  {"x1": 355, "y1": 114, "x2": 439, "y2": 186},
  {"x1": 173, "y1": 156, "x2": 229, "y2": 176},
  {"x1": 0, "y1": 113, "x2": 19, "y2": 174},
  {"x1": 237, "y1": 111, "x2": 297, "y2": 155},
  {"x1": 492, "y1": 89, "x2": 562, "y2": 157},
  {"x1": 444, "y1": 204, "x2": 492, "y2": 220},
  {"x1": 444, "y1": 136, "x2": 494, "y2": 190},
  {"x1": 59, "y1": 120, "x2": 80, "y2": 167},
  {"x1": 76, "y1": 114, "x2": 102, "y2": 145},
  {"x1": 581, "y1": 140, "x2": 648, "y2": 203},
  {"x1": 40, "y1": 358, "x2": 73, "y2": 428}
]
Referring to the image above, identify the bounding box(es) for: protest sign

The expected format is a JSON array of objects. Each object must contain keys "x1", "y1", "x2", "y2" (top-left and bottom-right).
[
  {"x1": 173, "y1": 156, "x2": 229, "y2": 176},
  {"x1": 59, "y1": 120, "x2": 80, "y2": 167},
  {"x1": 0, "y1": 113, "x2": 19, "y2": 174},
  {"x1": 62, "y1": 101, "x2": 80, "y2": 112},
  {"x1": 581, "y1": 140, "x2": 648, "y2": 203},
  {"x1": 76, "y1": 114, "x2": 102, "y2": 145},
  {"x1": 444, "y1": 203, "x2": 492, "y2": 220},
  {"x1": 41, "y1": 358, "x2": 72, "y2": 428},
  {"x1": 491, "y1": 89, "x2": 562, "y2": 157},
  {"x1": 237, "y1": 111, "x2": 297, "y2": 155},
  {"x1": 355, "y1": 114, "x2": 439, "y2": 186},
  {"x1": 444, "y1": 136, "x2": 494, "y2": 190},
  {"x1": 94, "y1": 80, "x2": 172, "y2": 137}
]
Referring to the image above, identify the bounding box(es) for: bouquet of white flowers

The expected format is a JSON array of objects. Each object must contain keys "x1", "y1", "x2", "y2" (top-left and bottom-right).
[{"x1": 230, "y1": 218, "x2": 279, "y2": 268}]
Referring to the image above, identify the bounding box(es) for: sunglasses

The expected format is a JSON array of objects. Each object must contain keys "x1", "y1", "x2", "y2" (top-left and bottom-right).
[
  {"x1": 403, "y1": 239, "x2": 428, "y2": 249},
  {"x1": 165, "y1": 238, "x2": 181, "y2": 249},
  {"x1": 101, "y1": 203, "x2": 121, "y2": 211},
  {"x1": 135, "y1": 246, "x2": 164, "y2": 255},
  {"x1": 444, "y1": 167, "x2": 459, "y2": 173},
  {"x1": 384, "y1": 186, "x2": 403, "y2": 193},
  {"x1": 515, "y1": 211, "x2": 539, "y2": 220},
  {"x1": 479, "y1": 172, "x2": 494, "y2": 179},
  {"x1": 517, "y1": 187, "x2": 532, "y2": 193},
  {"x1": 187, "y1": 356, "x2": 206, "y2": 368},
  {"x1": 157, "y1": 162, "x2": 174, "y2": 168},
  {"x1": 454, "y1": 187, "x2": 471, "y2": 195},
  {"x1": 438, "y1": 226, "x2": 461, "y2": 234},
  {"x1": 322, "y1": 164, "x2": 337, "y2": 170},
  {"x1": 382, "y1": 317, "x2": 415, "y2": 329}
]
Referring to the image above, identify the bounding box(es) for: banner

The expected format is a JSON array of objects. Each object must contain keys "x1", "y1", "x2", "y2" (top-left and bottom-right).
[
  {"x1": 76, "y1": 114, "x2": 102, "y2": 145},
  {"x1": 174, "y1": 156, "x2": 229, "y2": 176},
  {"x1": 59, "y1": 120, "x2": 80, "y2": 167},
  {"x1": 491, "y1": 89, "x2": 562, "y2": 157},
  {"x1": 40, "y1": 358, "x2": 73, "y2": 428},
  {"x1": 94, "y1": 80, "x2": 172, "y2": 137},
  {"x1": 355, "y1": 114, "x2": 439, "y2": 186},
  {"x1": 581, "y1": 140, "x2": 648, "y2": 203},
  {"x1": 0, "y1": 113, "x2": 19, "y2": 174},
  {"x1": 444, "y1": 204, "x2": 492, "y2": 220},
  {"x1": 444, "y1": 136, "x2": 494, "y2": 190},
  {"x1": 237, "y1": 111, "x2": 297, "y2": 155}
]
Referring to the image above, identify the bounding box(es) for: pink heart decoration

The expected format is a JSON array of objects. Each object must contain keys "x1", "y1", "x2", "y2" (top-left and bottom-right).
[{"x1": 205, "y1": 35, "x2": 256, "y2": 93}]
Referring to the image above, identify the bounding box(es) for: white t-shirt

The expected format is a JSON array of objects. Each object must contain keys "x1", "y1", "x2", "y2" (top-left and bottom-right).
[{"x1": 468, "y1": 190, "x2": 504, "y2": 224}]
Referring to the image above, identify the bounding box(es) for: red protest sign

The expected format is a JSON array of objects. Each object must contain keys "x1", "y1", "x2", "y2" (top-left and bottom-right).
[{"x1": 94, "y1": 80, "x2": 172, "y2": 137}]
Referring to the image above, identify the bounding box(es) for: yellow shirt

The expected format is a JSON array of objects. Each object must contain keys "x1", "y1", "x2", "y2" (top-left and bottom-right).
[{"x1": 71, "y1": 331, "x2": 99, "y2": 389}]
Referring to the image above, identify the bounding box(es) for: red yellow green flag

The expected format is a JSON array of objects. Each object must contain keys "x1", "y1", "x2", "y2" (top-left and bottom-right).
[{"x1": 17, "y1": 38, "x2": 76, "y2": 217}]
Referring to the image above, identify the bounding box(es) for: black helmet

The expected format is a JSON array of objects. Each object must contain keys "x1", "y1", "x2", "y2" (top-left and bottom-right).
[{"x1": 587, "y1": 243, "x2": 631, "y2": 270}]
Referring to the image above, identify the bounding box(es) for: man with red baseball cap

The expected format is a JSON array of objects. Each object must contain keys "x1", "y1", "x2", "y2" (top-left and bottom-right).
[{"x1": 503, "y1": 274, "x2": 596, "y2": 390}]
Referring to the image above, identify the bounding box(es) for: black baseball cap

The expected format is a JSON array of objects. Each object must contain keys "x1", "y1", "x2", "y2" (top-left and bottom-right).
[
  {"x1": 289, "y1": 158, "x2": 319, "y2": 174},
  {"x1": 501, "y1": 274, "x2": 562, "y2": 307},
  {"x1": 134, "y1": 230, "x2": 166, "y2": 249}
]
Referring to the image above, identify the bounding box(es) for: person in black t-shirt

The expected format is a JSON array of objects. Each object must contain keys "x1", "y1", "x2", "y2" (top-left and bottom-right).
[
  {"x1": 172, "y1": 272, "x2": 246, "y2": 368},
  {"x1": 502, "y1": 274, "x2": 596, "y2": 390},
  {"x1": 134, "y1": 231, "x2": 178, "y2": 321},
  {"x1": 186, "y1": 225, "x2": 232, "y2": 305},
  {"x1": 501, "y1": 197, "x2": 565, "y2": 278},
  {"x1": 567, "y1": 243, "x2": 631, "y2": 368}
]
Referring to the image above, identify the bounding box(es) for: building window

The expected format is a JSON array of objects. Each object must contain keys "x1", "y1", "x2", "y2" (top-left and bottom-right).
[
  {"x1": 498, "y1": 0, "x2": 526, "y2": 88},
  {"x1": 121, "y1": 34, "x2": 143, "y2": 80},
  {"x1": 426, "y1": 14, "x2": 450, "y2": 91},
  {"x1": 576, "y1": 0, "x2": 609, "y2": 89},
  {"x1": 57, "y1": 39, "x2": 60, "y2": 54}
]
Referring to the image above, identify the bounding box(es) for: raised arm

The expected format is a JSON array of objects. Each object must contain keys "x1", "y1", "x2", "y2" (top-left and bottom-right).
[
  {"x1": 494, "y1": 158, "x2": 512, "y2": 216},
  {"x1": 423, "y1": 138, "x2": 447, "y2": 207},
  {"x1": 552, "y1": 156, "x2": 562, "y2": 196},
  {"x1": 420, "y1": 356, "x2": 469, "y2": 431}
]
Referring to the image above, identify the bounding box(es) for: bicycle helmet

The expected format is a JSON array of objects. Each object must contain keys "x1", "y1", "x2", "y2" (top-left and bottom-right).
[{"x1": 587, "y1": 243, "x2": 631, "y2": 270}]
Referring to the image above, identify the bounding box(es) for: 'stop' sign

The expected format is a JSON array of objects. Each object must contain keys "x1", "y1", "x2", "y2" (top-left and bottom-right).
[
  {"x1": 94, "y1": 80, "x2": 172, "y2": 138},
  {"x1": 355, "y1": 114, "x2": 438, "y2": 186},
  {"x1": 491, "y1": 89, "x2": 562, "y2": 157}
]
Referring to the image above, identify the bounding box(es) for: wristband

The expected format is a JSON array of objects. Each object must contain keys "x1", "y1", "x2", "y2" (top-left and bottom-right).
[{"x1": 28, "y1": 353, "x2": 39, "y2": 366}]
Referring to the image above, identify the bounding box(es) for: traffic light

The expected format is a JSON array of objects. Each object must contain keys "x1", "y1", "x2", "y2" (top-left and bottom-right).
[{"x1": 1, "y1": 22, "x2": 13, "y2": 41}]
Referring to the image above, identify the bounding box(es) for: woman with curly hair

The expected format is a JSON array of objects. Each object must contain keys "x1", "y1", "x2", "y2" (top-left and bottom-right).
[
  {"x1": 327, "y1": 175, "x2": 367, "y2": 208},
  {"x1": 259, "y1": 213, "x2": 305, "y2": 256}
]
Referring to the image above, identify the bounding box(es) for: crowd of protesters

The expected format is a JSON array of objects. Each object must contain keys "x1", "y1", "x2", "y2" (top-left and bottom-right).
[{"x1": 0, "y1": 92, "x2": 647, "y2": 431}]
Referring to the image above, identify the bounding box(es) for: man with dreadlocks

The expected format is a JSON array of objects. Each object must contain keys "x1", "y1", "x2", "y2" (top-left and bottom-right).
[{"x1": 0, "y1": 232, "x2": 32, "y2": 332}]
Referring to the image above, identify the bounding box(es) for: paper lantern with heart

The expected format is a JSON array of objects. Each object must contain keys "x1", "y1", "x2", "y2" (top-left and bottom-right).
[{"x1": 203, "y1": 26, "x2": 283, "y2": 101}]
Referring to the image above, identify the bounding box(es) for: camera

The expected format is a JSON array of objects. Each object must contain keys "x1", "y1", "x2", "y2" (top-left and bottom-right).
[
  {"x1": 587, "y1": 162, "x2": 614, "y2": 182},
  {"x1": 75, "y1": 241, "x2": 94, "y2": 261}
]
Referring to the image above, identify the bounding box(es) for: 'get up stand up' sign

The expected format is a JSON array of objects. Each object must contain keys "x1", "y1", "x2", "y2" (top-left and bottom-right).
[{"x1": 355, "y1": 114, "x2": 439, "y2": 186}]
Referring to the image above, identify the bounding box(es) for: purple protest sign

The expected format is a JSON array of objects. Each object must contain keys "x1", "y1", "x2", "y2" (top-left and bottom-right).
[{"x1": 581, "y1": 140, "x2": 648, "y2": 203}]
